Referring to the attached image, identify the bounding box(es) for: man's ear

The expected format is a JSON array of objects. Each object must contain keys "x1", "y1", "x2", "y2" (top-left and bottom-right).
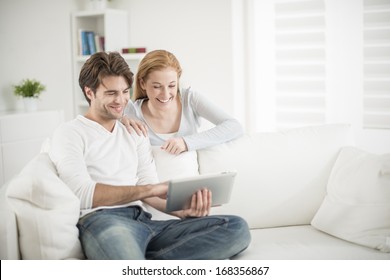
[{"x1": 85, "y1": 86, "x2": 94, "y2": 100}]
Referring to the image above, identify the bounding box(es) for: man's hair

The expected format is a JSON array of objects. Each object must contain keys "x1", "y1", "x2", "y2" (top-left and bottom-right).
[
  {"x1": 79, "y1": 52, "x2": 134, "y2": 105},
  {"x1": 133, "y1": 49, "x2": 182, "y2": 100}
]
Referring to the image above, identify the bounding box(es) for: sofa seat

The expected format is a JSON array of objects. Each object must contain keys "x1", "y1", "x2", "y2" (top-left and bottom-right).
[{"x1": 233, "y1": 225, "x2": 389, "y2": 260}]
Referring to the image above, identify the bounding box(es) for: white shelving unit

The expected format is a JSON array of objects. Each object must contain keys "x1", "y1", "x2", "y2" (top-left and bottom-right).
[
  {"x1": 71, "y1": 9, "x2": 145, "y2": 116},
  {"x1": 0, "y1": 110, "x2": 64, "y2": 185}
]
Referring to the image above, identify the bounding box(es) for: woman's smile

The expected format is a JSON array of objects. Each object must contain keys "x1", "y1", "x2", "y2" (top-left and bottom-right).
[{"x1": 156, "y1": 96, "x2": 173, "y2": 103}]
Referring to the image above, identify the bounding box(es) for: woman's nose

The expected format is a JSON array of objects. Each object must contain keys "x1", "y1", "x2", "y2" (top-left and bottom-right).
[{"x1": 162, "y1": 86, "x2": 171, "y2": 96}]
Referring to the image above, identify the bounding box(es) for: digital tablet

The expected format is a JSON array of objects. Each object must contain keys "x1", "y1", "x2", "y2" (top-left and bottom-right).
[{"x1": 165, "y1": 171, "x2": 237, "y2": 212}]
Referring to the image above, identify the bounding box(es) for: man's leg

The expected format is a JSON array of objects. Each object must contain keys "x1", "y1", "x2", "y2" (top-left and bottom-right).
[
  {"x1": 146, "y1": 215, "x2": 251, "y2": 260},
  {"x1": 77, "y1": 207, "x2": 152, "y2": 260}
]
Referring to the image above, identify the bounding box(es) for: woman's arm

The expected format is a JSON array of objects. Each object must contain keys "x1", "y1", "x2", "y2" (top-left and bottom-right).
[{"x1": 181, "y1": 89, "x2": 244, "y2": 151}]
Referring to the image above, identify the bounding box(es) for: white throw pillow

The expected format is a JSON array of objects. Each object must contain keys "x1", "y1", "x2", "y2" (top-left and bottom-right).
[
  {"x1": 152, "y1": 146, "x2": 199, "y2": 182},
  {"x1": 311, "y1": 146, "x2": 390, "y2": 253},
  {"x1": 6, "y1": 153, "x2": 84, "y2": 259},
  {"x1": 146, "y1": 146, "x2": 200, "y2": 220}
]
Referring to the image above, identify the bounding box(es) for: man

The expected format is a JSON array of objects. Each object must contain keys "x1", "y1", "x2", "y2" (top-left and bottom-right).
[{"x1": 49, "y1": 51, "x2": 250, "y2": 259}]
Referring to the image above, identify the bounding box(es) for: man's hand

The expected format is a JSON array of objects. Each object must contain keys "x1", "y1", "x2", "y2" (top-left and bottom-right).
[
  {"x1": 161, "y1": 137, "x2": 188, "y2": 155},
  {"x1": 121, "y1": 115, "x2": 148, "y2": 137},
  {"x1": 151, "y1": 182, "x2": 169, "y2": 199},
  {"x1": 173, "y1": 189, "x2": 212, "y2": 218}
]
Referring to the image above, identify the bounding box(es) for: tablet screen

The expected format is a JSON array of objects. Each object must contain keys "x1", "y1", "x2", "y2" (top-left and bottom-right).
[{"x1": 165, "y1": 171, "x2": 236, "y2": 212}]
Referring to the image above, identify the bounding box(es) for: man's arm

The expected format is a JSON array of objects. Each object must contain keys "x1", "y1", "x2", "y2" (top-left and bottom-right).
[{"x1": 93, "y1": 182, "x2": 167, "y2": 208}]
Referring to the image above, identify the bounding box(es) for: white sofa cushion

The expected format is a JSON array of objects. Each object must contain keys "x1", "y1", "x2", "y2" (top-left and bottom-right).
[
  {"x1": 234, "y1": 225, "x2": 390, "y2": 260},
  {"x1": 311, "y1": 147, "x2": 390, "y2": 253},
  {"x1": 198, "y1": 124, "x2": 354, "y2": 229},
  {"x1": 6, "y1": 153, "x2": 84, "y2": 259},
  {"x1": 152, "y1": 146, "x2": 199, "y2": 182}
]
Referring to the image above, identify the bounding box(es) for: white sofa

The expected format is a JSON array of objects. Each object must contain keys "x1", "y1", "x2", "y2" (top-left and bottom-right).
[{"x1": 1, "y1": 124, "x2": 389, "y2": 260}]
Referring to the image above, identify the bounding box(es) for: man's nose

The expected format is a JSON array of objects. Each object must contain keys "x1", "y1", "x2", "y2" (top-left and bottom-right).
[{"x1": 115, "y1": 93, "x2": 127, "y2": 103}]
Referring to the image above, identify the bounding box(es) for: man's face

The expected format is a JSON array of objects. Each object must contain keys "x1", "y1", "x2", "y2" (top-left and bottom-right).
[{"x1": 86, "y1": 75, "x2": 130, "y2": 121}]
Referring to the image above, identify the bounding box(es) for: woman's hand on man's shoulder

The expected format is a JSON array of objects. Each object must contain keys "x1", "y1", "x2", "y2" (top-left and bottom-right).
[{"x1": 121, "y1": 115, "x2": 148, "y2": 137}]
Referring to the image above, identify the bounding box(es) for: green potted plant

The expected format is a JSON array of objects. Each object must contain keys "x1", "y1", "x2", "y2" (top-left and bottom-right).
[{"x1": 13, "y1": 79, "x2": 46, "y2": 111}]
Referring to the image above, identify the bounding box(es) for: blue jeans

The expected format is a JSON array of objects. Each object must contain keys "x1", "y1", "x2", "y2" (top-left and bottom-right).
[{"x1": 77, "y1": 206, "x2": 251, "y2": 260}]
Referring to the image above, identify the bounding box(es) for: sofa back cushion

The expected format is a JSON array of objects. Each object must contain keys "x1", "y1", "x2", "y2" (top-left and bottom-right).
[{"x1": 197, "y1": 124, "x2": 354, "y2": 229}]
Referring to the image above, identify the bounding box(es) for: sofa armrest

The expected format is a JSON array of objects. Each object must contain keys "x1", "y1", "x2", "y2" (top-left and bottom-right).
[{"x1": 0, "y1": 182, "x2": 20, "y2": 260}]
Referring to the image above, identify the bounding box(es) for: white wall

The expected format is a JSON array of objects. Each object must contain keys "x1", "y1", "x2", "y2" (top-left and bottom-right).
[
  {"x1": 0, "y1": 0, "x2": 236, "y2": 122},
  {"x1": 0, "y1": 0, "x2": 77, "y2": 120},
  {"x1": 116, "y1": 0, "x2": 236, "y2": 113}
]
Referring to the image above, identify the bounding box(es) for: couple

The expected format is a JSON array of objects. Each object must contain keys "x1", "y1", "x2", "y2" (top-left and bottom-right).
[{"x1": 49, "y1": 50, "x2": 251, "y2": 260}]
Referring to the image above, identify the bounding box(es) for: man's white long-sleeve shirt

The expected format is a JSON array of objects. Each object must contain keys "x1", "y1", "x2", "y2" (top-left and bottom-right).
[{"x1": 49, "y1": 115, "x2": 159, "y2": 217}]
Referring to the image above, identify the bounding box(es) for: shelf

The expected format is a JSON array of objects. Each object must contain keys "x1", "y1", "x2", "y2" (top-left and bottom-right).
[
  {"x1": 121, "y1": 53, "x2": 146, "y2": 60},
  {"x1": 72, "y1": 9, "x2": 127, "y2": 17},
  {"x1": 71, "y1": 9, "x2": 145, "y2": 117},
  {"x1": 75, "y1": 53, "x2": 145, "y2": 62},
  {"x1": 0, "y1": 110, "x2": 64, "y2": 184}
]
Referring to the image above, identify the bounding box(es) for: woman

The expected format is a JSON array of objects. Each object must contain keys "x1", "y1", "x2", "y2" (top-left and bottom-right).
[{"x1": 122, "y1": 50, "x2": 244, "y2": 154}]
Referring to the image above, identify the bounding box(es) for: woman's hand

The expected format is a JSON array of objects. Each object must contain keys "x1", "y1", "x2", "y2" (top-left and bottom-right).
[
  {"x1": 161, "y1": 137, "x2": 188, "y2": 155},
  {"x1": 173, "y1": 189, "x2": 212, "y2": 218},
  {"x1": 121, "y1": 115, "x2": 148, "y2": 137}
]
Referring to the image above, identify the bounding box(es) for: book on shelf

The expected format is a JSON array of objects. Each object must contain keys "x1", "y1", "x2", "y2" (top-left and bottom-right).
[
  {"x1": 94, "y1": 34, "x2": 104, "y2": 52},
  {"x1": 86, "y1": 32, "x2": 96, "y2": 54},
  {"x1": 79, "y1": 30, "x2": 89, "y2": 55},
  {"x1": 122, "y1": 47, "x2": 147, "y2": 54},
  {"x1": 78, "y1": 29, "x2": 105, "y2": 56}
]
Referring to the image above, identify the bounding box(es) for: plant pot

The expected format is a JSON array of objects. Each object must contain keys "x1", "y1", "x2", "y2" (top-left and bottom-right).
[
  {"x1": 23, "y1": 98, "x2": 38, "y2": 112},
  {"x1": 88, "y1": 0, "x2": 107, "y2": 10}
]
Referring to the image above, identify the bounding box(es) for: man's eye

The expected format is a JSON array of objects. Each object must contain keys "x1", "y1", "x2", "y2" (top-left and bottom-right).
[{"x1": 169, "y1": 85, "x2": 176, "y2": 88}]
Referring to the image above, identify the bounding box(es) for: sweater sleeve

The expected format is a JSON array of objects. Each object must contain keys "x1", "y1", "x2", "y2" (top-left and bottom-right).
[
  {"x1": 49, "y1": 124, "x2": 96, "y2": 210},
  {"x1": 124, "y1": 100, "x2": 143, "y2": 121},
  {"x1": 135, "y1": 134, "x2": 159, "y2": 185},
  {"x1": 182, "y1": 90, "x2": 244, "y2": 151}
]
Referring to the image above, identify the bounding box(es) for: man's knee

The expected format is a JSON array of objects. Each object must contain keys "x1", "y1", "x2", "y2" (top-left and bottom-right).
[{"x1": 225, "y1": 215, "x2": 251, "y2": 251}]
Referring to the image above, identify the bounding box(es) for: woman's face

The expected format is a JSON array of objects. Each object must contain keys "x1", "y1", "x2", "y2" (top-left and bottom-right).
[{"x1": 140, "y1": 67, "x2": 178, "y2": 110}]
